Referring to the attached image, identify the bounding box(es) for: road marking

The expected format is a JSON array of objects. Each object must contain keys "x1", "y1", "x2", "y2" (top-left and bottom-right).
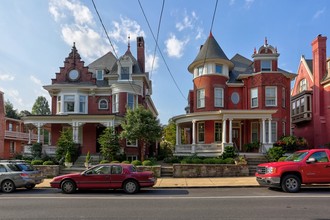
[{"x1": 1, "y1": 195, "x2": 330, "y2": 200}]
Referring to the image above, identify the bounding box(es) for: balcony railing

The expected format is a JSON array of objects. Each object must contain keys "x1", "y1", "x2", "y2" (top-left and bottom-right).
[
  {"x1": 174, "y1": 143, "x2": 224, "y2": 157},
  {"x1": 5, "y1": 131, "x2": 43, "y2": 142},
  {"x1": 23, "y1": 145, "x2": 56, "y2": 156}
]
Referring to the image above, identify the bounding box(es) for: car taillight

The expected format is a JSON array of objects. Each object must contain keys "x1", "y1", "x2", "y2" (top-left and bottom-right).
[{"x1": 20, "y1": 173, "x2": 29, "y2": 177}]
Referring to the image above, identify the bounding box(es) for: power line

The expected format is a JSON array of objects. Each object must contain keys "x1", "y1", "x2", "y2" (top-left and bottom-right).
[
  {"x1": 138, "y1": 0, "x2": 187, "y2": 101},
  {"x1": 91, "y1": 0, "x2": 139, "y2": 95}
]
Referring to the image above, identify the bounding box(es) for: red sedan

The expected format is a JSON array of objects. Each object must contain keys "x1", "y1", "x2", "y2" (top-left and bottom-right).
[{"x1": 50, "y1": 163, "x2": 157, "y2": 194}]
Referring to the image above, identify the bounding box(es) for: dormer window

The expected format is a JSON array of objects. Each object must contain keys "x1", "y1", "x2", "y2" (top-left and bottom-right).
[
  {"x1": 299, "y1": 78, "x2": 307, "y2": 93},
  {"x1": 96, "y1": 70, "x2": 104, "y2": 80},
  {"x1": 120, "y1": 67, "x2": 130, "y2": 80},
  {"x1": 261, "y1": 60, "x2": 271, "y2": 71}
]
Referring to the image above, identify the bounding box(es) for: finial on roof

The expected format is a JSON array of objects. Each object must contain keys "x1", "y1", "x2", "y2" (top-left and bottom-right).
[
  {"x1": 254, "y1": 47, "x2": 256, "y2": 54},
  {"x1": 264, "y1": 37, "x2": 268, "y2": 46},
  {"x1": 209, "y1": 31, "x2": 213, "y2": 37},
  {"x1": 73, "y1": 42, "x2": 76, "y2": 48},
  {"x1": 127, "y1": 34, "x2": 131, "y2": 51},
  {"x1": 275, "y1": 47, "x2": 277, "y2": 53}
]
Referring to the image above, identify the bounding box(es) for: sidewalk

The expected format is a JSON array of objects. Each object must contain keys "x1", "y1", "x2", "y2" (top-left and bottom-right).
[{"x1": 37, "y1": 177, "x2": 259, "y2": 188}]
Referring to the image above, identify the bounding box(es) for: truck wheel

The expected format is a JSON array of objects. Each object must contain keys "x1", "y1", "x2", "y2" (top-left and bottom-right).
[{"x1": 281, "y1": 174, "x2": 301, "y2": 193}]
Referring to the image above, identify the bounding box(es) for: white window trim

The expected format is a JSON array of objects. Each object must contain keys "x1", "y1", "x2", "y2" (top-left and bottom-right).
[
  {"x1": 251, "y1": 122, "x2": 259, "y2": 143},
  {"x1": 251, "y1": 88, "x2": 258, "y2": 108},
  {"x1": 197, "y1": 89, "x2": 205, "y2": 108},
  {"x1": 214, "y1": 121, "x2": 222, "y2": 143},
  {"x1": 112, "y1": 93, "x2": 119, "y2": 113},
  {"x1": 120, "y1": 66, "x2": 131, "y2": 81},
  {"x1": 126, "y1": 139, "x2": 138, "y2": 147},
  {"x1": 261, "y1": 60, "x2": 272, "y2": 71},
  {"x1": 266, "y1": 121, "x2": 277, "y2": 143},
  {"x1": 197, "y1": 122, "x2": 205, "y2": 143},
  {"x1": 214, "y1": 88, "x2": 224, "y2": 107},
  {"x1": 96, "y1": 70, "x2": 104, "y2": 80},
  {"x1": 215, "y1": 64, "x2": 223, "y2": 74},
  {"x1": 127, "y1": 93, "x2": 137, "y2": 110},
  {"x1": 265, "y1": 86, "x2": 277, "y2": 107}
]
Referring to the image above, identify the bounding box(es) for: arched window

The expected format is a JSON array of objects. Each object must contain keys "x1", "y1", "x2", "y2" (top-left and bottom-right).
[{"x1": 99, "y1": 99, "x2": 108, "y2": 110}]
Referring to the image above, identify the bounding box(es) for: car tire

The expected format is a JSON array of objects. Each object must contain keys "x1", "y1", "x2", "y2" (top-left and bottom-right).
[
  {"x1": 1, "y1": 180, "x2": 16, "y2": 193},
  {"x1": 123, "y1": 180, "x2": 139, "y2": 194},
  {"x1": 61, "y1": 180, "x2": 76, "y2": 194},
  {"x1": 25, "y1": 184, "x2": 36, "y2": 190},
  {"x1": 281, "y1": 174, "x2": 301, "y2": 193}
]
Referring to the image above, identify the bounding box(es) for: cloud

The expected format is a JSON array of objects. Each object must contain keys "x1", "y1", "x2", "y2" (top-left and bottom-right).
[
  {"x1": 109, "y1": 16, "x2": 145, "y2": 44},
  {"x1": 175, "y1": 10, "x2": 199, "y2": 32},
  {"x1": 6, "y1": 89, "x2": 24, "y2": 107},
  {"x1": 0, "y1": 74, "x2": 14, "y2": 81},
  {"x1": 313, "y1": 7, "x2": 326, "y2": 19},
  {"x1": 48, "y1": 0, "x2": 110, "y2": 61},
  {"x1": 49, "y1": 0, "x2": 93, "y2": 25},
  {"x1": 245, "y1": 0, "x2": 255, "y2": 9},
  {"x1": 145, "y1": 52, "x2": 159, "y2": 73},
  {"x1": 165, "y1": 34, "x2": 189, "y2": 58},
  {"x1": 30, "y1": 75, "x2": 42, "y2": 86}
]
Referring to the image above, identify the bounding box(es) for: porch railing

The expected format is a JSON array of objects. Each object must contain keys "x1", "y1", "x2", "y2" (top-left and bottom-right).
[
  {"x1": 5, "y1": 131, "x2": 43, "y2": 143},
  {"x1": 23, "y1": 145, "x2": 57, "y2": 156}
]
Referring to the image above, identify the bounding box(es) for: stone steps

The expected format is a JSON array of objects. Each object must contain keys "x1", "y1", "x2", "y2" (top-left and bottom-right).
[{"x1": 161, "y1": 166, "x2": 173, "y2": 177}]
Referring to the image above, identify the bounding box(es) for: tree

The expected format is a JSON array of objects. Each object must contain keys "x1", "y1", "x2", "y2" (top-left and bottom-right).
[
  {"x1": 98, "y1": 127, "x2": 120, "y2": 161},
  {"x1": 120, "y1": 105, "x2": 162, "y2": 161},
  {"x1": 19, "y1": 110, "x2": 31, "y2": 117},
  {"x1": 32, "y1": 96, "x2": 50, "y2": 115},
  {"x1": 162, "y1": 120, "x2": 176, "y2": 146},
  {"x1": 55, "y1": 128, "x2": 76, "y2": 162},
  {"x1": 5, "y1": 100, "x2": 20, "y2": 119}
]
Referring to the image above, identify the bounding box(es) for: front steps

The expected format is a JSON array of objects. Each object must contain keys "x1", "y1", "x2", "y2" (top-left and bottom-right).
[{"x1": 60, "y1": 154, "x2": 101, "y2": 175}]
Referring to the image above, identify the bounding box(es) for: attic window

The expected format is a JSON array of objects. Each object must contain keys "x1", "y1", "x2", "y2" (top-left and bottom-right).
[
  {"x1": 120, "y1": 67, "x2": 130, "y2": 80},
  {"x1": 261, "y1": 60, "x2": 271, "y2": 71},
  {"x1": 96, "y1": 70, "x2": 104, "y2": 80}
]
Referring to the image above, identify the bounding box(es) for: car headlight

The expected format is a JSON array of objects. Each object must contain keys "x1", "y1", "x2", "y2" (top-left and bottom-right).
[{"x1": 266, "y1": 167, "x2": 276, "y2": 174}]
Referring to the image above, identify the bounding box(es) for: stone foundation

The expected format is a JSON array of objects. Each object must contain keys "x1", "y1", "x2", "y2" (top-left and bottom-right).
[
  {"x1": 173, "y1": 164, "x2": 249, "y2": 178},
  {"x1": 136, "y1": 165, "x2": 161, "y2": 178},
  {"x1": 34, "y1": 165, "x2": 60, "y2": 178}
]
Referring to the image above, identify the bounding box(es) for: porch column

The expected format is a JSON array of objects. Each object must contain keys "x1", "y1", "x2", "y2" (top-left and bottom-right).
[
  {"x1": 72, "y1": 122, "x2": 79, "y2": 143},
  {"x1": 176, "y1": 124, "x2": 179, "y2": 145},
  {"x1": 37, "y1": 124, "x2": 41, "y2": 143},
  {"x1": 28, "y1": 129, "x2": 32, "y2": 144},
  {"x1": 222, "y1": 119, "x2": 227, "y2": 143},
  {"x1": 229, "y1": 119, "x2": 233, "y2": 144},
  {"x1": 262, "y1": 119, "x2": 266, "y2": 144},
  {"x1": 48, "y1": 132, "x2": 51, "y2": 145},
  {"x1": 268, "y1": 118, "x2": 272, "y2": 143},
  {"x1": 192, "y1": 120, "x2": 196, "y2": 153}
]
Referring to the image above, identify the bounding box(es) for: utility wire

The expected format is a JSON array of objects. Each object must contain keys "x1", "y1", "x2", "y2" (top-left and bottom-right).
[
  {"x1": 91, "y1": 0, "x2": 138, "y2": 95},
  {"x1": 150, "y1": 0, "x2": 165, "y2": 80},
  {"x1": 138, "y1": 0, "x2": 187, "y2": 101}
]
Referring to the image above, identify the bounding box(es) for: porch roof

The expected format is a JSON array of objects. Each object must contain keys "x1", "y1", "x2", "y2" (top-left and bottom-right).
[
  {"x1": 22, "y1": 114, "x2": 123, "y2": 127},
  {"x1": 172, "y1": 109, "x2": 277, "y2": 124}
]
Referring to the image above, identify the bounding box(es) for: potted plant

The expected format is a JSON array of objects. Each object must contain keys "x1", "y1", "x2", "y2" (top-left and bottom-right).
[
  {"x1": 84, "y1": 151, "x2": 92, "y2": 168},
  {"x1": 64, "y1": 151, "x2": 73, "y2": 168},
  {"x1": 234, "y1": 155, "x2": 247, "y2": 165}
]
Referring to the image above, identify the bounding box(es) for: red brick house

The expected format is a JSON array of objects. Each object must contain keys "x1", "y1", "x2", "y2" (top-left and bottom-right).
[
  {"x1": 0, "y1": 91, "x2": 40, "y2": 159},
  {"x1": 291, "y1": 34, "x2": 330, "y2": 148},
  {"x1": 173, "y1": 32, "x2": 295, "y2": 156},
  {"x1": 23, "y1": 36, "x2": 158, "y2": 161}
]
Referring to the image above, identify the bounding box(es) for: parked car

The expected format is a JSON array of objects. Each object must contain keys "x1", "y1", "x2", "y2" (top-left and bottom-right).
[
  {"x1": 255, "y1": 149, "x2": 330, "y2": 192},
  {"x1": 50, "y1": 163, "x2": 157, "y2": 194},
  {"x1": 0, "y1": 160, "x2": 44, "y2": 193}
]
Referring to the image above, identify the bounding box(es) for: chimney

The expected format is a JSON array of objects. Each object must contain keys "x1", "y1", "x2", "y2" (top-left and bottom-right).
[
  {"x1": 312, "y1": 34, "x2": 327, "y2": 83},
  {"x1": 137, "y1": 36, "x2": 145, "y2": 73}
]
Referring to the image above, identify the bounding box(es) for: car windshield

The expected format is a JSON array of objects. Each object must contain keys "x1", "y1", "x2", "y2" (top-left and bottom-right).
[{"x1": 285, "y1": 152, "x2": 309, "y2": 162}]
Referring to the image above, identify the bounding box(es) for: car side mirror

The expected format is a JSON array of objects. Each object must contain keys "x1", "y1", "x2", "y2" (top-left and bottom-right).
[{"x1": 306, "y1": 157, "x2": 316, "y2": 164}]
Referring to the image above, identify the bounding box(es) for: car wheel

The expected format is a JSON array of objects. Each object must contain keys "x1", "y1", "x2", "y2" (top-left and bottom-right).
[
  {"x1": 1, "y1": 180, "x2": 16, "y2": 193},
  {"x1": 61, "y1": 180, "x2": 76, "y2": 194},
  {"x1": 123, "y1": 180, "x2": 139, "y2": 194},
  {"x1": 25, "y1": 184, "x2": 36, "y2": 190},
  {"x1": 281, "y1": 174, "x2": 301, "y2": 193}
]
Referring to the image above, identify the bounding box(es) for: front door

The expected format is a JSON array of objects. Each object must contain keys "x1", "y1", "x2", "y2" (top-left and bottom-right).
[{"x1": 232, "y1": 128, "x2": 240, "y2": 151}]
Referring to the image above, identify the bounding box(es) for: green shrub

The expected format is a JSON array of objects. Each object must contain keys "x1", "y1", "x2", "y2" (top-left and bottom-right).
[
  {"x1": 121, "y1": 160, "x2": 130, "y2": 164},
  {"x1": 224, "y1": 158, "x2": 235, "y2": 164},
  {"x1": 191, "y1": 158, "x2": 203, "y2": 164},
  {"x1": 142, "y1": 160, "x2": 154, "y2": 166},
  {"x1": 31, "y1": 160, "x2": 44, "y2": 165},
  {"x1": 163, "y1": 156, "x2": 181, "y2": 163},
  {"x1": 222, "y1": 146, "x2": 238, "y2": 159},
  {"x1": 111, "y1": 160, "x2": 120, "y2": 163},
  {"x1": 131, "y1": 160, "x2": 142, "y2": 166},
  {"x1": 267, "y1": 146, "x2": 286, "y2": 162},
  {"x1": 43, "y1": 161, "x2": 55, "y2": 165},
  {"x1": 99, "y1": 160, "x2": 110, "y2": 164}
]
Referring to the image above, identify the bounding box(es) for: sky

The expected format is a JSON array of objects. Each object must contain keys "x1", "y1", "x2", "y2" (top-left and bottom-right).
[{"x1": 0, "y1": 0, "x2": 330, "y2": 125}]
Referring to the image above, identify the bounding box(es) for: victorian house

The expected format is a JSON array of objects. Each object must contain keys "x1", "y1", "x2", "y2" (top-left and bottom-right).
[
  {"x1": 23, "y1": 36, "x2": 158, "y2": 161},
  {"x1": 291, "y1": 34, "x2": 330, "y2": 148},
  {"x1": 0, "y1": 91, "x2": 40, "y2": 159},
  {"x1": 172, "y1": 32, "x2": 295, "y2": 157}
]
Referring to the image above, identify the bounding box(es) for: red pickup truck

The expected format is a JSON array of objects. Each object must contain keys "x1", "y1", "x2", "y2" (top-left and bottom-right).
[{"x1": 255, "y1": 149, "x2": 330, "y2": 192}]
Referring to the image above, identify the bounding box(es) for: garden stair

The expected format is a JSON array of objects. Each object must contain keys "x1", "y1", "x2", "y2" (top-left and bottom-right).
[
  {"x1": 242, "y1": 153, "x2": 268, "y2": 176},
  {"x1": 161, "y1": 166, "x2": 174, "y2": 177}
]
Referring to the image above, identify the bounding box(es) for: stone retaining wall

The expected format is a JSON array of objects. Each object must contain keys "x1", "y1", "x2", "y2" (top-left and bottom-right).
[
  {"x1": 136, "y1": 165, "x2": 161, "y2": 178},
  {"x1": 34, "y1": 165, "x2": 60, "y2": 178},
  {"x1": 173, "y1": 164, "x2": 249, "y2": 178}
]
